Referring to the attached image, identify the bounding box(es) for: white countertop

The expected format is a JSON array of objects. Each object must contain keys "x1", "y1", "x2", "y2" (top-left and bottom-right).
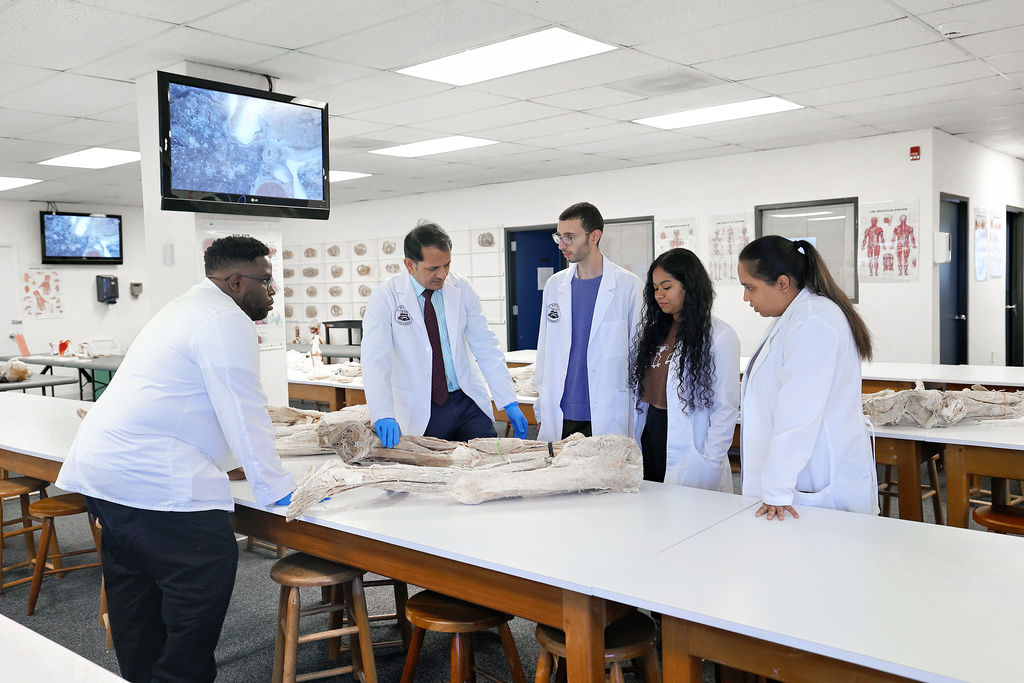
[
  {"x1": 0, "y1": 614, "x2": 122, "y2": 681},
  {"x1": 872, "y1": 419, "x2": 1024, "y2": 449},
  {"x1": 0, "y1": 392, "x2": 83, "y2": 460},
  {"x1": 739, "y1": 356, "x2": 1024, "y2": 387},
  {"x1": 286, "y1": 370, "x2": 538, "y2": 405},
  {"x1": 504, "y1": 349, "x2": 536, "y2": 364}
]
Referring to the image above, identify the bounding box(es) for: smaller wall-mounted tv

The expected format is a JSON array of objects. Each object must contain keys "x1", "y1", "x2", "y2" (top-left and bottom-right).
[
  {"x1": 40, "y1": 211, "x2": 124, "y2": 265},
  {"x1": 157, "y1": 71, "x2": 330, "y2": 220}
]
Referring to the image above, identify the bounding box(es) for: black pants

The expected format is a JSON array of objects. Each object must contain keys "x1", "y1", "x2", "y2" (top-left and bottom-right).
[
  {"x1": 561, "y1": 419, "x2": 592, "y2": 440},
  {"x1": 424, "y1": 389, "x2": 497, "y2": 441},
  {"x1": 640, "y1": 406, "x2": 667, "y2": 483},
  {"x1": 85, "y1": 496, "x2": 238, "y2": 683}
]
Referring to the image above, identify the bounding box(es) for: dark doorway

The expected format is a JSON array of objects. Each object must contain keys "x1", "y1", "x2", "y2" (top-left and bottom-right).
[
  {"x1": 1007, "y1": 207, "x2": 1024, "y2": 366},
  {"x1": 505, "y1": 225, "x2": 564, "y2": 351},
  {"x1": 939, "y1": 194, "x2": 969, "y2": 365}
]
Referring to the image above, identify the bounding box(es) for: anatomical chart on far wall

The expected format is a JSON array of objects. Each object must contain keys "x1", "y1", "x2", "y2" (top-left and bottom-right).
[
  {"x1": 655, "y1": 218, "x2": 699, "y2": 257},
  {"x1": 22, "y1": 267, "x2": 63, "y2": 318},
  {"x1": 707, "y1": 214, "x2": 751, "y2": 281},
  {"x1": 858, "y1": 200, "x2": 920, "y2": 283},
  {"x1": 989, "y1": 214, "x2": 1004, "y2": 278},
  {"x1": 198, "y1": 223, "x2": 285, "y2": 350},
  {"x1": 974, "y1": 207, "x2": 988, "y2": 282}
]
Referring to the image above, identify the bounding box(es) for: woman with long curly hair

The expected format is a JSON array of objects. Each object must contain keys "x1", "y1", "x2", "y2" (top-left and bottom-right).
[{"x1": 629, "y1": 248, "x2": 740, "y2": 489}]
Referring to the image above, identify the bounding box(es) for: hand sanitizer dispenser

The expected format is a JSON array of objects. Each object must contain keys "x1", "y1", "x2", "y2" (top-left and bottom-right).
[{"x1": 96, "y1": 275, "x2": 119, "y2": 304}]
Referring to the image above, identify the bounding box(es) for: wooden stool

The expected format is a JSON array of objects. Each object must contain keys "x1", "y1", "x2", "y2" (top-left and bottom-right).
[
  {"x1": 246, "y1": 536, "x2": 287, "y2": 559},
  {"x1": 400, "y1": 590, "x2": 526, "y2": 683},
  {"x1": 878, "y1": 452, "x2": 944, "y2": 524},
  {"x1": 94, "y1": 518, "x2": 113, "y2": 651},
  {"x1": 0, "y1": 477, "x2": 48, "y2": 594},
  {"x1": 361, "y1": 577, "x2": 412, "y2": 650},
  {"x1": 535, "y1": 609, "x2": 661, "y2": 683},
  {"x1": 26, "y1": 492, "x2": 102, "y2": 615},
  {"x1": 973, "y1": 505, "x2": 1024, "y2": 534},
  {"x1": 270, "y1": 552, "x2": 378, "y2": 683}
]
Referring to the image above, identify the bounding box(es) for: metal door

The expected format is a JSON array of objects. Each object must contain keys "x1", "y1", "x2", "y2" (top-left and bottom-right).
[
  {"x1": 939, "y1": 196, "x2": 968, "y2": 365},
  {"x1": 506, "y1": 227, "x2": 563, "y2": 351}
]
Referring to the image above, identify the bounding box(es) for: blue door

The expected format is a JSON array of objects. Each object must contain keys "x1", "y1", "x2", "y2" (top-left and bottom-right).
[{"x1": 509, "y1": 228, "x2": 564, "y2": 351}]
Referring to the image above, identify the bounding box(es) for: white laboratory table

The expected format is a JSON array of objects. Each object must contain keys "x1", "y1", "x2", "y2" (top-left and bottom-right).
[
  {"x1": 285, "y1": 369, "x2": 356, "y2": 410},
  {"x1": 504, "y1": 349, "x2": 536, "y2": 366},
  {"x1": 18, "y1": 354, "x2": 123, "y2": 401},
  {"x1": 0, "y1": 613, "x2": 122, "y2": 681}
]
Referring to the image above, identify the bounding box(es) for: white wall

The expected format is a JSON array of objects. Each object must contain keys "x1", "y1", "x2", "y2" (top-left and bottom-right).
[
  {"x1": 286, "y1": 130, "x2": 943, "y2": 361},
  {"x1": 933, "y1": 130, "x2": 1024, "y2": 365}
]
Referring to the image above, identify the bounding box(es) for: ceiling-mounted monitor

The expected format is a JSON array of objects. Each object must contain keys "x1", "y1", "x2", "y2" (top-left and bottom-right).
[
  {"x1": 157, "y1": 71, "x2": 330, "y2": 220},
  {"x1": 40, "y1": 211, "x2": 123, "y2": 265}
]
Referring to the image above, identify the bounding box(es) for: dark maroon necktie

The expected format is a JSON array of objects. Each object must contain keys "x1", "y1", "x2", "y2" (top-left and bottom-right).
[{"x1": 422, "y1": 289, "x2": 449, "y2": 406}]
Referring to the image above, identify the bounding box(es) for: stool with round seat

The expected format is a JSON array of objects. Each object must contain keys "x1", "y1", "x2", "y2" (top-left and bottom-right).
[
  {"x1": 400, "y1": 590, "x2": 526, "y2": 683},
  {"x1": 535, "y1": 609, "x2": 661, "y2": 683},
  {"x1": 973, "y1": 504, "x2": 1024, "y2": 534},
  {"x1": 26, "y1": 492, "x2": 102, "y2": 615},
  {"x1": 270, "y1": 552, "x2": 378, "y2": 683},
  {"x1": 0, "y1": 476, "x2": 48, "y2": 594}
]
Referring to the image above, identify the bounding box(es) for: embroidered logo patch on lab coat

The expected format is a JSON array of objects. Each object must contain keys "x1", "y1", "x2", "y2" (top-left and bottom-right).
[
  {"x1": 394, "y1": 305, "x2": 412, "y2": 326},
  {"x1": 546, "y1": 303, "x2": 560, "y2": 322}
]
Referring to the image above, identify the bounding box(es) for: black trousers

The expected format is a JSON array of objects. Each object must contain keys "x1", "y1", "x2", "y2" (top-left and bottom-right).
[
  {"x1": 84, "y1": 496, "x2": 238, "y2": 683},
  {"x1": 424, "y1": 389, "x2": 497, "y2": 441},
  {"x1": 561, "y1": 419, "x2": 592, "y2": 439},
  {"x1": 640, "y1": 406, "x2": 668, "y2": 483}
]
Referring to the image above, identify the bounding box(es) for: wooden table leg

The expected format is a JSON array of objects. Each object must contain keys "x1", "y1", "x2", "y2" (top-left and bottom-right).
[
  {"x1": 661, "y1": 617, "x2": 702, "y2": 682},
  {"x1": 946, "y1": 444, "x2": 970, "y2": 528},
  {"x1": 894, "y1": 441, "x2": 923, "y2": 522},
  {"x1": 562, "y1": 591, "x2": 605, "y2": 683}
]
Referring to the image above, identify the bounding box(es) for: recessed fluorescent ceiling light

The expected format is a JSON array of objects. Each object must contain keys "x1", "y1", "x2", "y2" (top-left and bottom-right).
[
  {"x1": 397, "y1": 27, "x2": 617, "y2": 85},
  {"x1": 39, "y1": 147, "x2": 141, "y2": 169},
  {"x1": 369, "y1": 136, "x2": 498, "y2": 158},
  {"x1": 330, "y1": 171, "x2": 372, "y2": 182},
  {"x1": 808, "y1": 215, "x2": 847, "y2": 221},
  {"x1": 634, "y1": 96, "x2": 803, "y2": 129},
  {"x1": 771, "y1": 211, "x2": 832, "y2": 218},
  {"x1": 0, "y1": 177, "x2": 43, "y2": 191}
]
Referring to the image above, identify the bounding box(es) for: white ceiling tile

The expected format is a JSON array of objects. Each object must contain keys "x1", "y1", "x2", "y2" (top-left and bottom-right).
[
  {"x1": 919, "y1": 0, "x2": 1024, "y2": 37},
  {"x1": 789, "y1": 60, "x2": 999, "y2": 106},
  {"x1": 305, "y1": 0, "x2": 548, "y2": 70},
  {"x1": 986, "y1": 49, "x2": 1024, "y2": 73},
  {"x1": 1, "y1": 74, "x2": 136, "y2": 118},
  {"x1": 473, "y1": 112, "x2": 616, "y2": 142},
  {"x1": 0, "y1": 0, "x2": 171, "y2": 71},
  {"x1": 193, "y1": 0, "x2": 444, "y2": 50},
  {"x1": 708, "y1": 116, "x2": 882, "y2": 145},
  {"x1": 619, "y1": 143, "x2": 750, "y2": 164},
  {"x1": 0, "y1": 108, "x2": 75, "y2": 137},
  {"x1": 304, "y1": 72, "x2": 450, "y2": 116},
  {"x1": 91, "y1": 104, "x2": 139, "y2": 125},
  {"x1": 586, "y1": 83, "x2": 769, "y2": 122},
  {"x1": 416, "y1": 101, "x2": 568, "y2": 134},
  {"x1": 22, "y1": 118, "x2": 138, "y2": 147},
  {"x1": 564, "y1": 132, "x2": 722, "y2": 156},
  {"x1": 0, "y1": 160, "x2": 77, "y2": 180},
  {"x1": 250, "y1": 52, "x2": 379, "y2": 96},
  {"x1": 419, "y1": 142, "x2": 540, "y2": 163},
  {"x1": 328, "y1": 117, "x2": 394, "y2": 141},
  {"x1": 487, "y1": 0, "x2": 632, "y2": 23},
  {"x1": 107, "y1": 136, "x2": 140, "y2": 152},
  {"x1": 0, "y1": 62, "x2": 60, "y2": 97},
  {"x1": 520, "y1": 122, "x2": 653, "y2": 148},
  {"x1": 77, "y1": 0, "x2": 239, "y2": 24},
  {"x1": 532, "y1": 86, "x2": 643, "y2": 111},
  {"x1": 696, "y1": 18, "x2": 942, "y2": 81},
  {"x1": 894, "y1": 0, "x2": 987, "y2": 12},
  {"x1": 78, "y1": 163, "x2": 142, "y2": 185},
  {"x1": 842, "y1": 89, "x2": 1024, "y2": 125},
  {"x1": 348, "y1": 89, "x2": 516, "y2": 127},
  {"x1": 745, "y1": 125, "x2": 884, "y2": 150},
  {"x1": 953, "y1": 25, "x2": 1024, "y2": 57},
  {"x1": 819, "y1": 76, "x2": 1017, "y2": 117},
  {"x1": 0, "y1": 138, "x2": 85, "y2": 163},
  {"x1": 637, "y1": 0, "x2": 905, "y2": 66},
  {"x1": 467, "y1": 49, "x2": 682, "y2": 99},
  {"x1": 740, "y1": 42, "x2": 969, "y2": 94},
  {"x1": 70, "y1": 27, "x2": 289, "y2": 81}
]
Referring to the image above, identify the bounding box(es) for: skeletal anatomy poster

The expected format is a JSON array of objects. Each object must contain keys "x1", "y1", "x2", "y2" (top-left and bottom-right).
[
  {"x1": 858, "y1": 200, "x2": 920, "y2": 282},
  {"x1": 973, "y1": 207, "x2": 988, "y2": 282},
  {"x1": 707, "y1": 214, "x2": 752, "y2": 281},
  {"x1": 22, "y1": 268, "x2": 63, "y2": 318},
  {"x1": 988, "y1": 213, "x2": 1004, "y2": 279},
  {"x1": 654, "y1": 218, "x2": 699, "y2": 257}
]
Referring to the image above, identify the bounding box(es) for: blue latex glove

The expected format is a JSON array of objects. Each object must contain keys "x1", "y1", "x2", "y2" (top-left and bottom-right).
[
  {"x1": 503, "y1": 402, "x2": 529, "y2": 440},
  {"x1": 274, "y1": 491, "x2": 292, "y2": 506},
  {"x1": 374, "y1": 418, "x2": 401, "y2": 448}
]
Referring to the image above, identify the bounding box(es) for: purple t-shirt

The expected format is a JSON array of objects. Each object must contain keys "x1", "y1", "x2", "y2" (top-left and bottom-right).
[{"x1": 560, "y1": 274, "x2": 602, "y2": 421}]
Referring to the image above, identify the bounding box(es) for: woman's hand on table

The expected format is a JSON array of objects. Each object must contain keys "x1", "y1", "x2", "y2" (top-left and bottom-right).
[{"x1": 754, "y1": 503, "x2": 799, "y2": 520}]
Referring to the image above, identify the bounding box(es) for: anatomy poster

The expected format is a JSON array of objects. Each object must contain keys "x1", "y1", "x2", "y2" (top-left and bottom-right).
[
  {"x1": 707, "y1": 214, "x2": 752, "y2": 281},
  {"x1": 973, "y1": 208, "x2": 988, "y2": 282},
  {"x1": 858, "y1": 200, "x2": 920, "y2": 282},
  {"x1": 655, "y1": 218, "x2": 699, "y2": 256},
  {"x1": 988, "y1": 213, "x2": 1004, "y2": 279},
  {"x1": 22, "y1": 268, "x2": 63, "y2": 318},
  {"x1": 198, "y1": 221, "x2": 285, "y2": 350}
]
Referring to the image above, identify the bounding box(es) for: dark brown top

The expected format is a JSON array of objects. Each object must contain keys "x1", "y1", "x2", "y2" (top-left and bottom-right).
[{"x1": 641, "y1": 322, "x2": 678, "y2": 409}]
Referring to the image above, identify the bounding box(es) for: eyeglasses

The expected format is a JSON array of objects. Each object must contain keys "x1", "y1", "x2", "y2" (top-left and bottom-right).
[
  {"x1": 552, "y1": 232, "x2": 581, "y2": 246},
  {"x1": 211, "y1": 274, "x2": 275, "y2": 293}
]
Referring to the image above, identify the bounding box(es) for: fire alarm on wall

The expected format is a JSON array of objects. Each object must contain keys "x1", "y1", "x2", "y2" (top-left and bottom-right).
[{"x1": 910, "y1": 146, "x2": 921, "y2": 161}]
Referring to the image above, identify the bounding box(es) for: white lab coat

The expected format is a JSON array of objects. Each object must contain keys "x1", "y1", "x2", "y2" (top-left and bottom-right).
[
  {"x1": 362, "y1": 272, "x2": 516, "y2": 436},
  {"x1": 740, "y1": 288, "x2": 878, "y2": 514},
  {"x1": 534, "y1": 258, "x2": 642, "y2": 442},
  {"x1": 633, "y1": 317, "x2": 740, "y2": 492}
]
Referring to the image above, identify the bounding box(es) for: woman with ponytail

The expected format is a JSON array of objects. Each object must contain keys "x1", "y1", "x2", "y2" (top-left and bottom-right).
[
  {"x1": 629, "y1": 248, "x2": 740, "y2": 489},
  {"x1": 737, "y1": 235, "x2": 877, "y2": 520}
]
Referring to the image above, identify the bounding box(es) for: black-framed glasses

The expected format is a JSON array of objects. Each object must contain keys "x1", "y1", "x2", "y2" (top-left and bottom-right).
[
  {"x1": 212, "y1": 274, "x2": 275, "y2": 292},
  {"x1": 552, "y1": 232, "x2": 578, "y2": 245}
]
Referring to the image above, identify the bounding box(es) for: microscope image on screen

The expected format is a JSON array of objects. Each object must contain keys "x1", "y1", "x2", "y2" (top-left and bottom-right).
[
  {"x1": 43, "y1": 214, "x2": 122, "y2": 259},
  {"x1": 168, "y1": 82, "x2": 324, "y2": 201}
]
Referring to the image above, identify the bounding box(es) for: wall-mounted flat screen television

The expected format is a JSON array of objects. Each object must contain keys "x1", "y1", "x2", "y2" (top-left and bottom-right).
[
  {"x1": 157, "y1": 71, "x2": 330, "y2": 220},
  {"x1": 40, "y1": 211, "x2": 124, "y2": 265}
]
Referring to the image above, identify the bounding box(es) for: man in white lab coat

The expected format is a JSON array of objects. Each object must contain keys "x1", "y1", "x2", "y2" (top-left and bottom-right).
[
  {"x1": 362, "y1": 222, "x2": 528, "y2": 446},
  {"x1": 57, "y1": 235, "x2": 296, "y2": 683},
  {"x1": 535, "y1": 202, "x2": 642, "y2": 441}
]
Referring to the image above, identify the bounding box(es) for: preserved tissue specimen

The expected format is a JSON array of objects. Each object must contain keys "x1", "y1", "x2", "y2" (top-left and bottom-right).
[
  {"x1": 353, "y1": 243, "x2": 367, "y2": 255},
  {"x1": 357, "y1": 264, "x2": 371, "y2": 276},
  {"x1": 330, "y1": 265, "x2": 344, "y2": 278},
  {"x1": 328, "y1": 286, "x2": 343, "y2": 297},
  {"x1": 327, "y1": 244, "x2": 341, "y2": 257},
  {"x1": 381, "y1": 240, "x2": 396, "y2": 254},
  {"x1": 302, "y1": 267, "x2": 319, "y2": 278},
  {"x1": 305, "y1": 285, "x2": 318, "y2": 298}
]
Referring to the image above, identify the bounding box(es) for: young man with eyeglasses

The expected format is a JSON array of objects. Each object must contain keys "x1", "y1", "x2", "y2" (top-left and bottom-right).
[
  {"x1": 57, "y1": 235, "x2": 297, "y2": 683},
  {"x1": 535, "y1": 202, "x2": 642, "y2": 442}
]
